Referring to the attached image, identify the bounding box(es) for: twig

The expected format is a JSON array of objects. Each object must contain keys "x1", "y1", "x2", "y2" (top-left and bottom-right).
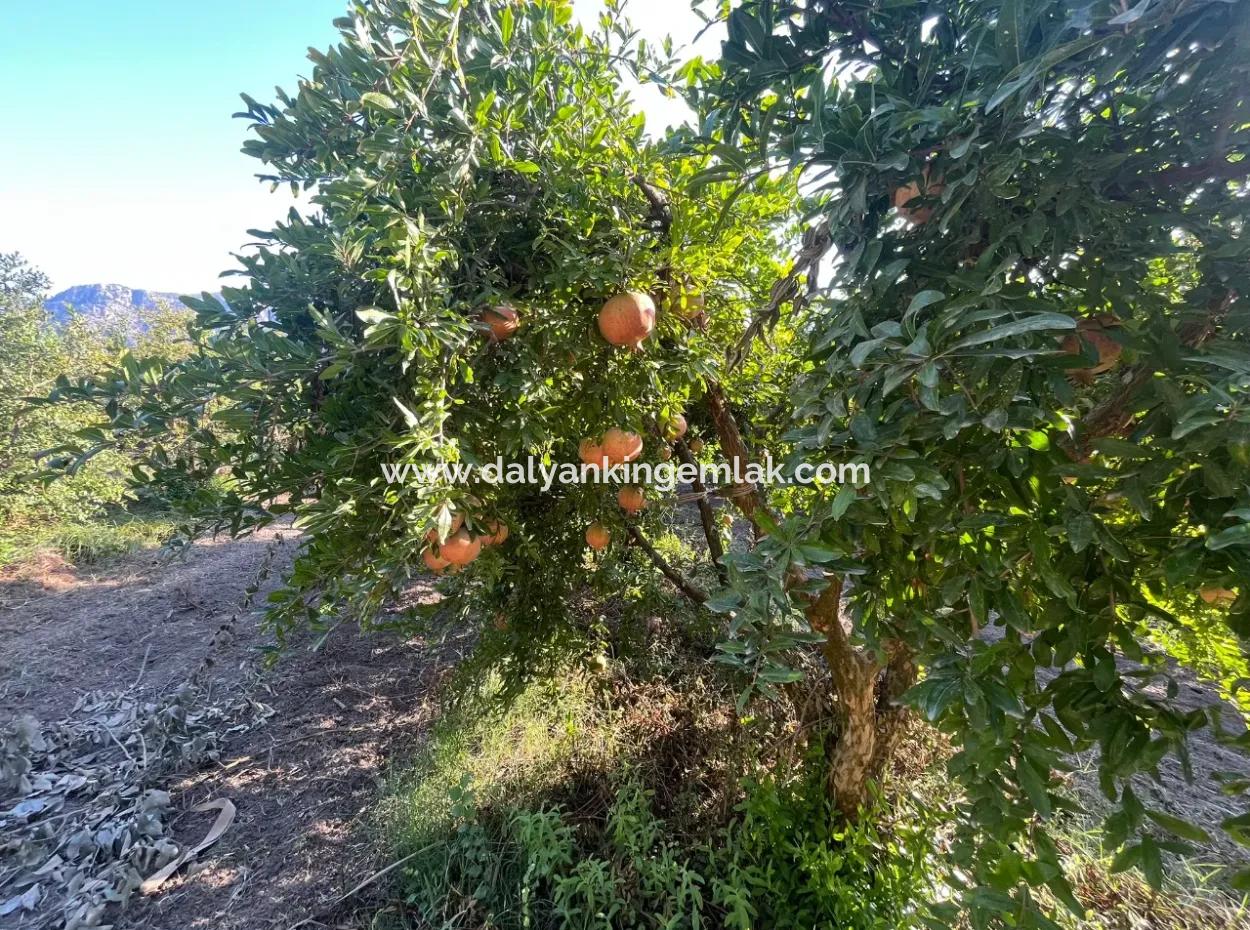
[
  {"x1": 131, "y1": 644, "x2": 153, "y2": 689},
  {"x1": 286, "y1": 843, "x2": 440, "y2": 930}
]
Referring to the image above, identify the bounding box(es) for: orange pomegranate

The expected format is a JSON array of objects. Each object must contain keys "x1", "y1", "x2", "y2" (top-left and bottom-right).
[
  {"x1": 688, "y1": 438, "x2": 705, "y2": 455},
  {"x1": 579, "y1": 438, "x2": 609, "y2": 469},
  {"x1": 598, "y1": 291, "x2": 656, "y2": 348},
  {"x1": 617, "y1": 486, "x2": 646, "y2": 514},
  {"x1": 1061, "y1": 314, "x2": 1122, "y2": 384},
  {"x1": 441, "y1": 529, "x2": 483, "y2": 566},
  {"x1": 1200, "y1": 586, "x2": 1237, "y2": 606},
  {"x1": 585, "y1": 522, "x2": 610, "y2": 551},
  {"x1": 423, "y1": 547, "x2": 451, "y2": 573},
  {"x1": 481, "y1": 304, "x2": 519, "y2": 341},
  {"x1": 486, "y1": 520, "x2": 509, "y2": 545},
  {"x1": 602, "y1": 428, "x2": 643, "y2": 464}
]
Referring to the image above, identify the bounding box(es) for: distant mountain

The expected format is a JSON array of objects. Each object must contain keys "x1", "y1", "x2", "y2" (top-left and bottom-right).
[{"x1": 44, "y1": 284, "x2": 188, "y2": 330}]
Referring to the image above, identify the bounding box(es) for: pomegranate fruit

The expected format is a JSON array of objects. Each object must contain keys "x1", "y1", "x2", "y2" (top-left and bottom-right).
[
  {"x1": 1200, "y1": 586, "x2": 1237, "y2": 606},
  {"x1": 481, "y1": 304, "x2": 519, "y2": 341},
  {"x1": 579, "y1": 438, "x2": 609, "y2": 470},
  {"x1": 423, "y1": 547, "x2": 451, "y2": 573},
  {"x1": 892, "y1": 171, "x2": 945, "y2": 225},
  {"x1": 688, "y1": 438, "x2": 705, "y2": 454},
  {"x1": 662, "y1": 413, "x2": 688, "y2": 440},
  {"x1": 1062, "y1": 313, "x2": 1122, "y2": 384},
  {"x1": 617, "y1": 486, "x2": 645, "y2": 514},
  {"x1": 598, "y1": 291, "x2": 656, "y2": 348},
  {"x1": 486, "y1": 520, "x2": 509, "y2": 545},
  {"x1": 441, "y1": 528, "x2": 483, "y2": 566},
  {"x1": 602, "y1": 428, "x2": 643, "y2": 464},
  {"x1": 585, "y1": 522, "x2": 610, "y2": 551},
  {"x1": 425, "y1": 512, "x2": 465, "y2": 543},
  {"x1": 667, "y1": 285, "x2": 705, "y2": 319}
]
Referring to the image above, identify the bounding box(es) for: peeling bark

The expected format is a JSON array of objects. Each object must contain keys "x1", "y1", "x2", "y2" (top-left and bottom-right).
[{"x1": 870, "y1": 639, "x2": 917, "y2": 778}]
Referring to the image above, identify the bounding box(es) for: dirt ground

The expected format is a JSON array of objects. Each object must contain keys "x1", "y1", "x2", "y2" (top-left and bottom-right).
[{"x1": 0, "y1": 528, "x2": 465, "y2": 930}]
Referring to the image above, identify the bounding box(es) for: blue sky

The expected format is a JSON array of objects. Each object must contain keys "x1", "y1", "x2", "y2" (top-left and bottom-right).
[{"x1": 0, "y1": 1, "x2": 713, "y2": 294}]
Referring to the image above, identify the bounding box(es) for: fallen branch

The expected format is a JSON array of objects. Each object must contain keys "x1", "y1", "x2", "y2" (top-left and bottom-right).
[{"x1": 286, "y1": 843, "x2": 440, "y2": 930}]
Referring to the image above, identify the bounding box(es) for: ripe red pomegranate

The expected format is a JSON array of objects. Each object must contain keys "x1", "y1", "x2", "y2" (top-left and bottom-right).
[
  {"x1": 441, "y1": 529, "x2": 483, "y2": 566},
  {"x1": 486, "y1": 521, "x2": 509, "y2": 545},
  {"x1": 423, "y1": 547, "x2": 450, "y2": 573},
  {"x1": 598, "y1": 292, "x2": 656, "y2": 348},
  {"x1": 579, "y1": 438, "x2": 610, "y2": 470},
  {"x1": 602, "y1": 428, "x2": 643, "y2": 464}
]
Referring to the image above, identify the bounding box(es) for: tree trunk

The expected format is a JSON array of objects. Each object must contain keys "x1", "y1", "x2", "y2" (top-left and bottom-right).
[
  {"x1": 827, "y1": 652, "x2": 880, "y2": 816},
  {"x1": 704, "y1": 380, "x2": 909, "y2": 815},
  {"x1": 806, "y1": 579, "x2": 882, "y2": 817},
  {"x1": 870, "y1": 639, "x2": 916, "y2": 778}
]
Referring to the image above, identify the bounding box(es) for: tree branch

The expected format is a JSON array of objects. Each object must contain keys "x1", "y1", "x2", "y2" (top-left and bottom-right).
[
  {"x1": 675, "y1": 438, "x2": 728, "y2": 584},
  {"x1": 631, "y1": 174, "x2": 672, "y2": 233},
  {"x1": 729, "y1": 220, "x2": 832, "y2": 371},
  {"x1": 623, "y1": 521, "x2": 709, "y2": 604},
  {"x1": 705, "y1": 382, "x2": 773, "y2": 535}
]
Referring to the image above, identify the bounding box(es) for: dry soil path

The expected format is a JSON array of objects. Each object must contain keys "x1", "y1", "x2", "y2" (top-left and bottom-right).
[{"x1": 0, "y1": 528, "x2": 461, "y2": 930}]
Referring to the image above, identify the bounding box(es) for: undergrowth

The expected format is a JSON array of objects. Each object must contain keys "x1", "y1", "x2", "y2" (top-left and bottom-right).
[
  {"x1": 0, "y1": 509, "x2": 179, "y2": 569},
  {"x1": 374, "y1": 646, "x2": 1250, "y2": 930},
  {"x1": 374, "y1": 636, "x2": 942, "y2": 930}
]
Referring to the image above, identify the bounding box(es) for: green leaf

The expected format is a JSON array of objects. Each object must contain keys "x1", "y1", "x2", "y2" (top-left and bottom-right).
[
  {"x1": 797, "y1": 543, "x2": 841, "y2": 564},
  {"x1": 359, "y1": 91, "x2": 398, "y2": 112},
  {"x1": 829, "y1": 484, "x2": 856, "y2": 520},
  {"x1": 500, "y1": 4, "x2": 514, "y2": 43},
  {"x1": 949, "y1": 313, "x2": 1076, "y2": 350},
  {"x1": 1207, "y1": 524, "x2": 1250, "y2": 551},
  {"x1": 1108, "y1": 0, "x2": 1152, "y2": 26},
  {"x1": 905, "y1": 290, "x2": 945, "y2": 321},
  {"x1": 705, "y1": 590, "x2": 742, "y2": 613},
  {"x1": 1146, "y1": 810, "x2": 1211, "y2": 844}
]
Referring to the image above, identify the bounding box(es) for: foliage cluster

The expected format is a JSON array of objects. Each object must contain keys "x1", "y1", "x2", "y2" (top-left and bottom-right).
[{"x1": 0, "y1": 253, "x2": 196, "y2": 565}]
